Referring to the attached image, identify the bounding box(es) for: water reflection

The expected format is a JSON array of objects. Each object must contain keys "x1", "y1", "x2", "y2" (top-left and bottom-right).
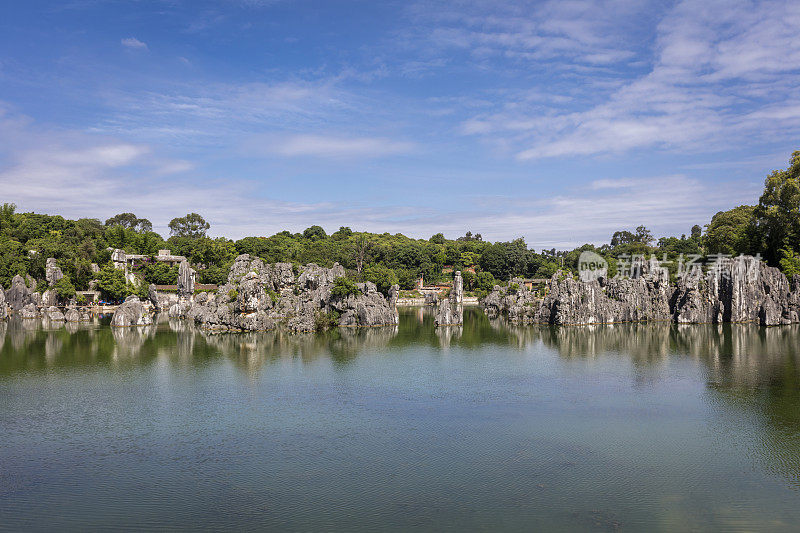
[{"x1": 3, "y1": 309, "x2": 800, "y2": 488}]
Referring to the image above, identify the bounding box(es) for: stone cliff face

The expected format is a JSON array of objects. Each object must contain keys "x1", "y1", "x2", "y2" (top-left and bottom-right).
[
  {"x1": 185, "y1": 254, "x2": 398, "y2": 332},
  {"x1": 45, "y1": 258, "x2": 64, "y2": 287},
  {"x1": 5, "y1": 275, "x2": 33, "y2": 311},
  {"x1": 0, "y1": 286, "x2": 6, "y2": 320},
  {"x1": 482, "y1": 255, "x2": 800, "y2": 327},
  {"x1": 434, "y1": 270, "x2": 465, "y2": 326}
]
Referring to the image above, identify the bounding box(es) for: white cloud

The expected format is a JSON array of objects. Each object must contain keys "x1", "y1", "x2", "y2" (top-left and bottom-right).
[
  {"x1": 0, "y1": 108, "x2": 758, "y2": 247},
  {"x1": 448, "y1": 0, "x2": 800, "y2": 160},
  {"x1": 121, "y1": 37, "x2": 148, "y2": 50},
  {"x1": 263, "y1": 134, "x2": 415, "y2": 158}
]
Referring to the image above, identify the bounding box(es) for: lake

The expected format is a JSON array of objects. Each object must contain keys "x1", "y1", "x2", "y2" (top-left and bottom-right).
[{"x1": 1, "y1": 307, "x2": 800, "y2": 531}]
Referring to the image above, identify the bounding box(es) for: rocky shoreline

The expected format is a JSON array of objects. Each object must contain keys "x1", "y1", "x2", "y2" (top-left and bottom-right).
[
  {"x1": 134, "y1": 254, "x2": 401, "y2": 332},
  {"x1": 482, "y1": 255, "x2": 800, "y2": 327}
]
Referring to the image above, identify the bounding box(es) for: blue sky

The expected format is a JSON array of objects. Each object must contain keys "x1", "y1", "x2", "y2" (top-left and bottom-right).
[{"x1": 1, "y1": 0, "x2": 798, "y2": 248}]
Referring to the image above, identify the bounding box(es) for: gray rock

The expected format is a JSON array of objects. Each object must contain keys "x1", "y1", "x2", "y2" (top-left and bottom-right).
[
  {"x1": 188, "y1": 257, "x2": 395, "y2": 332},
  {"x1": 0, "y1": 286, "x2": 6, "y2": 320},
  {"x1": 42, "y1": 289, "x2": 58, "y2": 308},
  {"x1": 484, "y1": 255, "x2": 800, "y2": 327},
  {"x1": 177, "y1": 260, "x2": 195, "y2": 300},
  {"x1": 46, "y1": 306, "x2": 65, "y2": 321},
  {"x1": 111, "y1": 297, "x2": 153, "y2": 327},
  {"x1": 424, "y1": 292, "x2": 439, "y2": 305},
  {"x1": 452, "y1": 271, "x2": 463, "y2": 305},
  {"x1": 388, "y1": 284, "x2": 399, "y2": 307},
  {"x1": 434, "y1": 297, "x2": 463, "y2": 326},
  {"x1": 5, "y1": 275, "x2": 33, "y2": 311},
  {"x1": 46, "y1": 258, "x2": 64, "y2": 286},
  {"x1": 20, "y1": 302, "x2": 39, "y2": 319}
]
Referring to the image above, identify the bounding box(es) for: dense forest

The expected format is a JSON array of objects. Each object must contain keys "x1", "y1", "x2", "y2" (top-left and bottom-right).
[{"x1": 1, "y1": 150, "x2": 799, "y2": 301}]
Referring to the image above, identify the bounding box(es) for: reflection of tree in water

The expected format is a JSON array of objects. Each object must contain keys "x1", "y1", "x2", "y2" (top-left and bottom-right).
[
  {"x1": 533, "y1": 321, "x2": 800, "y2": 486},
  {"x1": 701, "y1": 325, "x2": 800, "y2": 487},
  {"x1": 0, "y1": 318, "x2": 119, "y2": 373},
  {"x1": 393, "y1": 307, "x2": 521, "y2": 350}
]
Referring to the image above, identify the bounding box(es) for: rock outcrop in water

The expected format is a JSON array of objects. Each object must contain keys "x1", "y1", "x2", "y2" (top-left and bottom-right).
[
  {"x1": 434, "y1": 270, "x2": 464, "y2": 326},
  {"x1": 184, "y1": 254, "x2": 398, "y2": 332},
  {"x1": 482, "y1": 255, "x2": 800, "y2": 327},
  {"x1": 5, "y1": 275, "x2": 33, "y2": 311},
  {"x1": 111, "y1": 296, "x2": 153, "y2": 327},
  {"x1": 177, "y1": 261, "x2": 194, "y2": 300}
]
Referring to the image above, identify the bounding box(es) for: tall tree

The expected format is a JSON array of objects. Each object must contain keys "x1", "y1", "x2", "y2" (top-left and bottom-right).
[
  {"x1": 105, "y1": 213, "x2": 152, "y2": 233},
  {"x1": 168, "y1": 213, "x2": 210, "y2": 238},
  {"x1": 752, "y1": 151, "x2": 800, "y2": 264}
]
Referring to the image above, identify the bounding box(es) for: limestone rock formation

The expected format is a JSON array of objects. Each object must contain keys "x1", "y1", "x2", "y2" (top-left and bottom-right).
[
  {"x1": 111, "y1": 296, "x2": 153, "y2": 327},
  {"x1": 331, "y1": 282, "x2": 399, "y2": 328},
  {"x1": 388, "y1": 284, "x2": 399, "y2": 307},
  {"x1": 42, "y1": 289, "x2": 58, "y2": 308},
  {"x1": 185, "y1": 254, "x2": 397, "y2": 332},
  {"x1": 64, "y1": 306, "x2": 91, "y2": 322},
  {"x1": 452, "y1": 271, "x2": 464, "y2": 305},
  {"x1": 46, "y1": 258, "x2": 64, "y2": 286},
  {"x1": 5, "y1": 275, "x2": 33, "y2": 311},
  {"x1": 0, "y1": 286, "x2": 6, "y2": 320},
  {"x1": 20, "y1": 303, "x2": 39, "y2": 319},
  {"x1": 434, "y1": 297, "x2": 463, "y2": 326},
  {"x1": 424, "y1": 292, "x2": 438, "y2": 305},
  {"x1": 671, "y1": 256, "x2": 794, "y2": 326},
  {"x1": 46, "y1": 306, "x2": 65, "y2": 321},
  {"x1": 177, "y1": 261, "x2": 195, "y2": 300},
  {"x1": 482, "y1": 255, "x2": 800, "y2": 327},
  {"x1": 148, "y1": 283, "x2": 171, "y2": 311}
]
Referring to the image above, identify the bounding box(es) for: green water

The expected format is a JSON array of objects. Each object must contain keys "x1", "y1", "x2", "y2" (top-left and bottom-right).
[{"x1": 1, "y1": 308, "x2": 800, "y2": 531}]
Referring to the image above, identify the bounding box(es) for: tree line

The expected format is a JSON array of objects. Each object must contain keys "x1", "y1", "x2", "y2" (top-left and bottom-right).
[{"x1": 0, "y1": 150, "x2": 798, "y2": 300}]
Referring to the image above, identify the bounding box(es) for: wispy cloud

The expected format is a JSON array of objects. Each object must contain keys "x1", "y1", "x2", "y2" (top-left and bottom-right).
[
  {"x1": 448, "y1": 0, "x2": 800, "y2": 160},
  {"x1": 263, "y1": 134, "x2": 415, "y2": 158},
  {"x1": 121, "y1": 37, "x2": 148, "y2": 50}
]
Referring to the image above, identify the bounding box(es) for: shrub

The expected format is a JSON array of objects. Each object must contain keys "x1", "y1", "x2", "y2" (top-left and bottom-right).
[
  {"x1": 331, "y1": 277, "x2": 361, "y2": 299},
  {"x1": 314, "y1": 310, "x2": 340, "y2": 331},
  {"x1": 228, "y1": 289, "x2": 239, "y2": 301},
  {"x1": 54, "y1": 276, "x2": 76, "y2": 300}
]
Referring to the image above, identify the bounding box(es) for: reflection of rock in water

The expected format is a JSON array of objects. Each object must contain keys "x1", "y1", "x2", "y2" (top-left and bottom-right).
[
  {"x1": 538, "y1": 323, "x2": 673, "y2": 364},
  {"x1": 168, "y1": 317, "x2": 190, "y2": 332},
  {"x1": 8, "y1": 317, "x2": 44, "y2": 351},
  {"x1": 435, "y1": 325, "x2": 462, "y2": 350},
  {"x1": 112, "y1": 325, "x2": 156, "y2": 360},
  {"x1": 197, "y1": 323, "x2": 400, "y2": 373},
  {"x1": 44, "y1": 333, "x2": 63, "y2": 363},
  {"x1": 330, "y1": 326, "x2": 399, "y2": 362},
  {"x1": 0, "y1": 320, "x2": 6, "y2": 352}
]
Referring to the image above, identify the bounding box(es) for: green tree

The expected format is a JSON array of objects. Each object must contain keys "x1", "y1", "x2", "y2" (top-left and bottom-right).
[
  {"x1": 303, "y1": 225, "x2": 328, "y2": 241},
  {"x1": 779, "y1": 248, "x2": 800, "y2": 277},
  {"x1": 96, "y1": 263, "x2": 128, "y2": 301},
  {"x1": 168, "y1": 213, "x2": 210, "y2": 238},
  {"x1": 752, "y1": 151, "x2": 800, "y2": 264},
  {"x1": 705, "y1": 205, "x2": 755, "y2": 256},
  {"x1": 54, "y1": 276, "x2": 76, "y2": 300},
  {"x1": 363, "y1": 264, "x2": 399, "y2": 296},
  {"x1": 105, "y1": 212, "x2": 153, "y2": 233}
]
